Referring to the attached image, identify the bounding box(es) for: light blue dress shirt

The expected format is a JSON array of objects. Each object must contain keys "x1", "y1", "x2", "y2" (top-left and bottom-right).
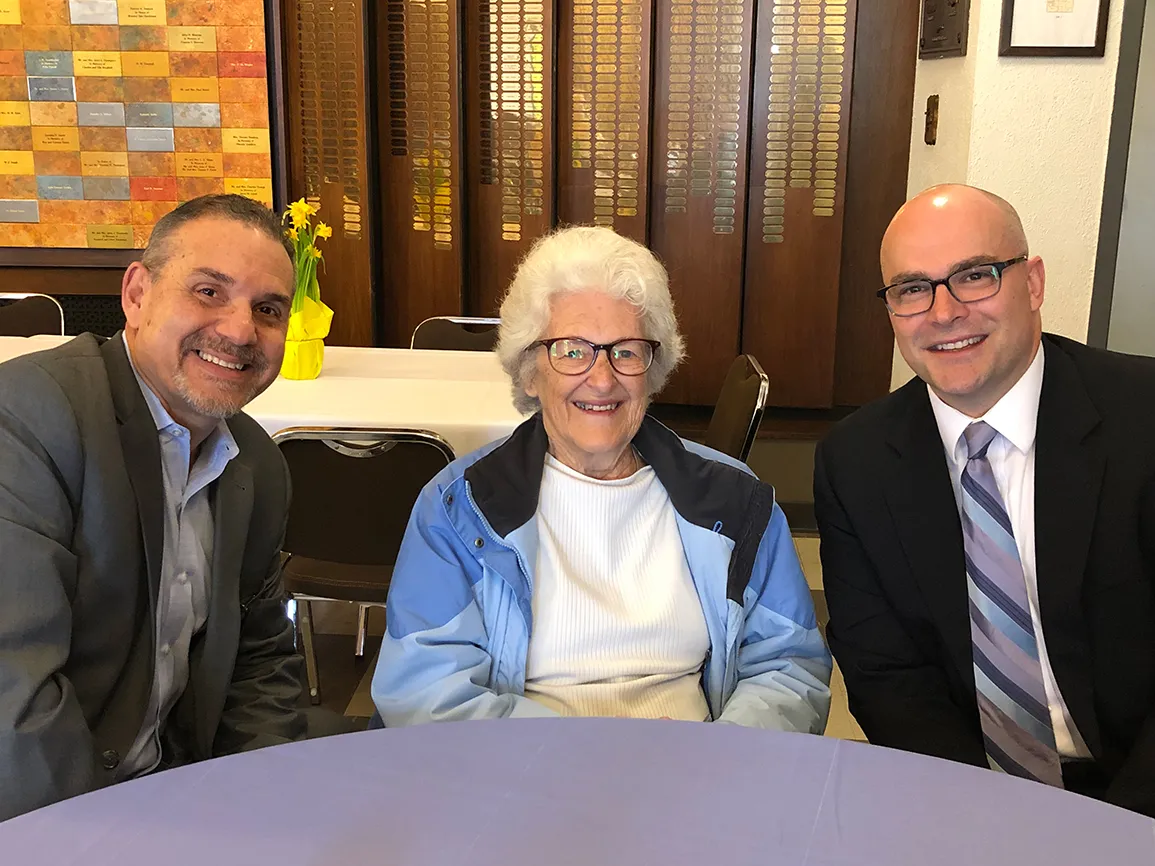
[{"x1": 120, "y1": 335, "x2": 239, "y2": 777}]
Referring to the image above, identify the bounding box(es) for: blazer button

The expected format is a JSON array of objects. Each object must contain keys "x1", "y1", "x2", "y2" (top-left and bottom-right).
[{"x1": 101, "y1": 749, "x2": 120, "y2": 771}]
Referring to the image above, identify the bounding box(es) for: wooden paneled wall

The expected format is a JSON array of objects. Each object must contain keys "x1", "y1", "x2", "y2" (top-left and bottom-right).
[
  {"x1": 6, "y1": 2, "x2": 915, "y2": 409},
  {"x1": 284, "y1": 0, "x2": 377, "y2": 347},
  {"x1": 353, "y1": 0, "x2": 916, "y2": 408}
]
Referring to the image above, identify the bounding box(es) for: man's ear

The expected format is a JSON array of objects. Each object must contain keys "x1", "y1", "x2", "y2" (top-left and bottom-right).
[
  {"x1": 1026, "y1": 255, "x2": 1045, "y2": 313},
  {"x1": 121, "y1": 261, "x2": 150, "y2": 328}
]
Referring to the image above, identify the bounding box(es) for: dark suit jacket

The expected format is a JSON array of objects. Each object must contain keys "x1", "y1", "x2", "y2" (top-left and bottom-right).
[
  {"x1": 0, "y1": 333, "x2": 305, "y2": 821},
  {"x1": 815, "y1": 334, "x2": 1155, "y2": 816}
]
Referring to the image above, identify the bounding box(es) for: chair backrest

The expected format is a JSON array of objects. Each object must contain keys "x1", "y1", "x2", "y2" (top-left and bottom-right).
[
  {"x1": 0, "y1": 293, "x2": 65, "y2": 337},
  {"x1": 410, "y1": 316, "x2": 500, "y2": 352},
  {"x1": 273, "y1": 427, "x2": 456, "y2": 567},
  {"x1": 703, "y1": 354, "x2": 770, "y2": 463}
]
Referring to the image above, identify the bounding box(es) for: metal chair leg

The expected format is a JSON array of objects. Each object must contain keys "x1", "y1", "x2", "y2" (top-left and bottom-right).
[
  {"x1": 298, "y1": 599, "x2": 321, "y2": 705},
  {"x1": 355, "y1": 603, "x2": 368, "y2": 657}
]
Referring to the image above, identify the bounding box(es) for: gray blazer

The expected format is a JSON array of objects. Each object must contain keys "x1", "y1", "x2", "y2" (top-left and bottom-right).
[{"x1": 0, "y1": 333, "x2": 305, "y2": 821}]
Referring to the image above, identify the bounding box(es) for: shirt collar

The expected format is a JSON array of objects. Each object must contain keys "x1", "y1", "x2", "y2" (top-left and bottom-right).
[
  {"x1": 121, "y1": 332, "x2": 239, "y2": 463},
  {"x1": 928, "y1": 341, "x2": 1045, "y2": 461}
]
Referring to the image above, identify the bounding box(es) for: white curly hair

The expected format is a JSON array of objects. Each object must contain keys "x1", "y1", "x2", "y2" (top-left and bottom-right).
[{"x1": 495, "y1": 225, "x2": 687, "y2": 414}]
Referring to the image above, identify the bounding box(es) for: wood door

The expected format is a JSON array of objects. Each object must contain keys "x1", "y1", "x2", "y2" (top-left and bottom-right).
[
  {"x1": 375, "y1": 0, "x2": 466, "y2": 347},
  {"x1": 650, "y1": 0, "x2": 757, "y2": 405},
  {"x1": 741, "y1": 0, "x2": 859, "y2": 408},
  {"x1": 284, "y1": 0, "x2": 376, "y2": 346},
  {"x1": 464, "y1": 0, "x2": 557, "y2": 317}
]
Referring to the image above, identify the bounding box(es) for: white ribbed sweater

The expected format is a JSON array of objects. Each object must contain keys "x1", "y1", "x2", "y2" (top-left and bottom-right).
[{"x1": 523, "y1": 454, "x2": 710, "y2": 720}]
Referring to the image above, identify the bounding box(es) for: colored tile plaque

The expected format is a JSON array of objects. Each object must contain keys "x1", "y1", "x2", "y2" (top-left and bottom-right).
[
  {"x1": 87, "y1": 224, "x2": 134, "y2": 247},
  {"x1": 116, "y1": 0, "x2": 166, "y2": 26},
  {"x1": 37, "y1": 174, "x2": 83, "y2": 199},
  {"x1": 31, "y1": 126, "x2": 80, "y2": 151},
  {"x1": 125, "y1": 126, "x2": 172, "y2": 151},
  {"x1": 0, "y1": 150, "x2": 35, "y2": 173},
  {"x1": 0, "y1": 100, "x2": 28, "y2": 125},
  {"x1": 80, "y1": 151, "x2": 129, "y2": 175},
  {"x1": 168, "y1": 27, "x2": 217, "y2": 52},
  {"x1": 73, "y1": 52, "x2": 122, "y2": 76},
  {"x1": 121, "y1": 51, "x2": 169, "y2": 77},
  {"x1": 221, "y1": 128, "x2": 268, "y2": 153},
  {"x1": 28, "y1": 77, "x2": 76, "y2": 101},
  {"x1": 25, "y1": 50, "x2": 73, "y2": 76},
  {"x1": 83, "y1": 176, "x2": 130, "y2": 199},
  {"x1": 78, "y1": 102, "x2": 126, "y2": 126},
  {"x1": 170, "y1": 77, "x2": 218, "y2": 102},
  {"x1": 223, "y1": 177, "x2": 272, "y2": 203},
  {"x1": 172, "y1": 102, "x2": 219, "y2": 127},
  {"x1": 0, "y1": 199, "x2": 38, "y2": 221},
  {"x1": 174, "y1": 152, "x2": 222, "y2": 177},
  {"x1": 68, "y1": 1, "x2": 119, "y2": 26},
  {"x1": 125, "y1": 102, "x2": 171, "y2": 127}
]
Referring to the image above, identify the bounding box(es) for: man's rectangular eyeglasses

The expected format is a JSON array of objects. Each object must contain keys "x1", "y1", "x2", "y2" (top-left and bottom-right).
[
  {"x1": 876, "y1": 256, "x2": 1028, "y2": 317},
  {"x1": 531, "y1": 337, "x2": 661, "y2": 376}
]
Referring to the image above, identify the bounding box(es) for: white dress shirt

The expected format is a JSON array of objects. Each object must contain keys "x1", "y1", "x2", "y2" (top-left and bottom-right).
[
  {"x1": 928, "y1": 344, "x2": 1091, "y2": 759},
  {"x1": 524, "y1": 454, "x2": 711, "y2": 720},
  {"x1": 121, "y1": 335, "x2": 238, "y2": 776}
]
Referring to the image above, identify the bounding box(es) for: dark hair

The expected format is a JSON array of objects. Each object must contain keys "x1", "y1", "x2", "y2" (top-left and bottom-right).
[{"x1": 140, "y1": 194, "x2": 292, "y2": 274}]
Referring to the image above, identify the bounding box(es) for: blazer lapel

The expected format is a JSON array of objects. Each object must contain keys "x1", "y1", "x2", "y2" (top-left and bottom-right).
[
  {"x1": 883, "y1": 382, "x2": 974, "y2": 687},
  {"x1": 102, "y1": 334, "x2": 165, "y2": 611},
  {"x1": 1034, "y1": 337, "x2": 1105, "y2": 755},
  {"x1": 189, "y1": 456, "x2": 253, "y2": 756}
]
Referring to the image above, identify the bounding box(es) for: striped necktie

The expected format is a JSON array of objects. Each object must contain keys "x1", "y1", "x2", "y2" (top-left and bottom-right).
[{"x1": 961, "y1": 421, "x2": 1063, "y2": 787}]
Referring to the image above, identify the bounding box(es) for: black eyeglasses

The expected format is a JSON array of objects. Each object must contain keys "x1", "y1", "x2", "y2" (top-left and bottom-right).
[
  {"x1": 531, "y1": 337, "x2": 661, "y2": 376},
  {"x1": 877, "y1": 256, "x2": 1028, "y2": 317}
]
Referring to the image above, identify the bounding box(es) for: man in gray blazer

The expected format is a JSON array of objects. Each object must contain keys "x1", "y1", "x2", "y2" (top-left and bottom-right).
[{"x1": 0, "y1": 194, "x2": 306, "y2": 821}]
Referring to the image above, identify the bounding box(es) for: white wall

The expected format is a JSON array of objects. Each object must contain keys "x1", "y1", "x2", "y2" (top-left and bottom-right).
[{"x1": 891, "y1": 0, "x2": 1126, "y2": 390}]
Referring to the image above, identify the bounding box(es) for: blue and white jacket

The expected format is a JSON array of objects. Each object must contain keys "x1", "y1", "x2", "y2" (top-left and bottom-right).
[{"x1": 371, "y1": 413, "x2": 832, "y2": 732}]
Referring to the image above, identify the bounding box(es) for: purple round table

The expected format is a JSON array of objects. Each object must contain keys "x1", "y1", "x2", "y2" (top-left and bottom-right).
[{"x1": 2, "y1": 719, "x2": 1151, "y2": 865}]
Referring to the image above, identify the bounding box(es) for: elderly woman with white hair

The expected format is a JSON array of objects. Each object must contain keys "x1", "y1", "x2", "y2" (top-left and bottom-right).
[{"x1": 371, "y1": 226, "x2": 831, "y2": 731}]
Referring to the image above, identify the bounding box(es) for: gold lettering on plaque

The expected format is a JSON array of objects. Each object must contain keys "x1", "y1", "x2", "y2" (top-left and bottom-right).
[
  {"x1": 572, "y1": 0, "x2": 643, "y2": 227},
  {"x1": 813, "y1": 0, "x2": 845, "y2": 217},
  {"x1": 480, "y1": 0, "x2": 547, "y2": 242},
  {"x1": 409, "y1": 0, "x2": 455, "y2": 248},
  {"x1": 665, "y1": 0, "x2": 748, "y2": 234}
]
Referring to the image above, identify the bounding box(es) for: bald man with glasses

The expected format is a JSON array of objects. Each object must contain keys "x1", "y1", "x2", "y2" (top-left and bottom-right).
[{"x1": 815, "y1": 184, "x2": 1155, "y2": 816}]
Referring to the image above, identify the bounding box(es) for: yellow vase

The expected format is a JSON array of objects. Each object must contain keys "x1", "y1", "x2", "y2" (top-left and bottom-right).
[
  {"x1": 281, "y1": 338, "x2": 326, "y2": 380},
  {"x1": 280, "y1": 295, "x2": 334, "y2": 380}
]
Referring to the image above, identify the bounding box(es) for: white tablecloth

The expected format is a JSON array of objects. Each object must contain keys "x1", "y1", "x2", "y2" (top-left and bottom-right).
[{"x1": 0, "y1": 336, "x2": 525, "y2": 458}]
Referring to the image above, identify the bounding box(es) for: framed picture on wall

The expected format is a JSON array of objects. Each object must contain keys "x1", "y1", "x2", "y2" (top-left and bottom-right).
[
  {"x1": 1000, "y1": 0, "x2": 1111, "y2": 56},
  {"x1": 0, "y1": 0, "x2": 290, "y2": 269}
]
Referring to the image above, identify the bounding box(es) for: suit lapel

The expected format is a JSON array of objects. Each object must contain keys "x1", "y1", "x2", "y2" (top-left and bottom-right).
[
  {"x1": 1034, "y1": 338, "x2": 1105, "y2": 755},
  {"x1": 102, "y1": 334, "x2": 165, "y2": 611},
  {"x1": 883, "y1": 381, "x2": 974, "y2": 687},
  {"x1": 189, "y1": 456, "x2": 253, "y2": 756}
]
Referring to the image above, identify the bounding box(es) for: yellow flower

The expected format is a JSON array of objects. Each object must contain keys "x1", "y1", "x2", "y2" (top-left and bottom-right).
[
  {"x1": 311, "y1": 246, "x2": 323, "y2": 259},
  {"x1": 288, "y1": 199, "x2": 312, "y2": 230},
  {"x1": 315, "y1": 222, "x2": 333, "y2": 240},
  {"x1": 287, "y1": 227, "x2": 298, "y2": 241}
]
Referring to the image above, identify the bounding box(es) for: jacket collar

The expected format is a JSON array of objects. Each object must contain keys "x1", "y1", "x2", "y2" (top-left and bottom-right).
[
  {"x1": 464, "y1": 412, "x2": 777, "y2": 604},
  {"x1": 466, "y1": 412, "x2": 772, "y2": 538},
  {"x1": 103, "y1": 332, "x2": 166, "y2": 611}
]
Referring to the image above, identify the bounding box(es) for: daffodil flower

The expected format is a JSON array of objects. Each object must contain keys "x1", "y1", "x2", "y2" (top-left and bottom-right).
[
  {"x1": 311, "y1": 246, "x2": 323, "y2": 259},
  {"x1": 287, "y1": 227, "x2": 299, "y2": 241},
  {"x1": 288, "y1": 199, "x2": 312, "y2": 230},
  {"x1": 315, "y1": 222, "x2": 333, "y2": 240}
]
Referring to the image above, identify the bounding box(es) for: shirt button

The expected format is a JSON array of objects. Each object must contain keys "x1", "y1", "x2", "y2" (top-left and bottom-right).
[
  {"x1": 176, "y1": 572, "x2": 188, "y2": 585},
  {"x1": 101, "y1": 749, "x2": 120, "y2": 771},
  {"x1": 160, "y1": 643, "x2": 171, "y2": 656}
]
